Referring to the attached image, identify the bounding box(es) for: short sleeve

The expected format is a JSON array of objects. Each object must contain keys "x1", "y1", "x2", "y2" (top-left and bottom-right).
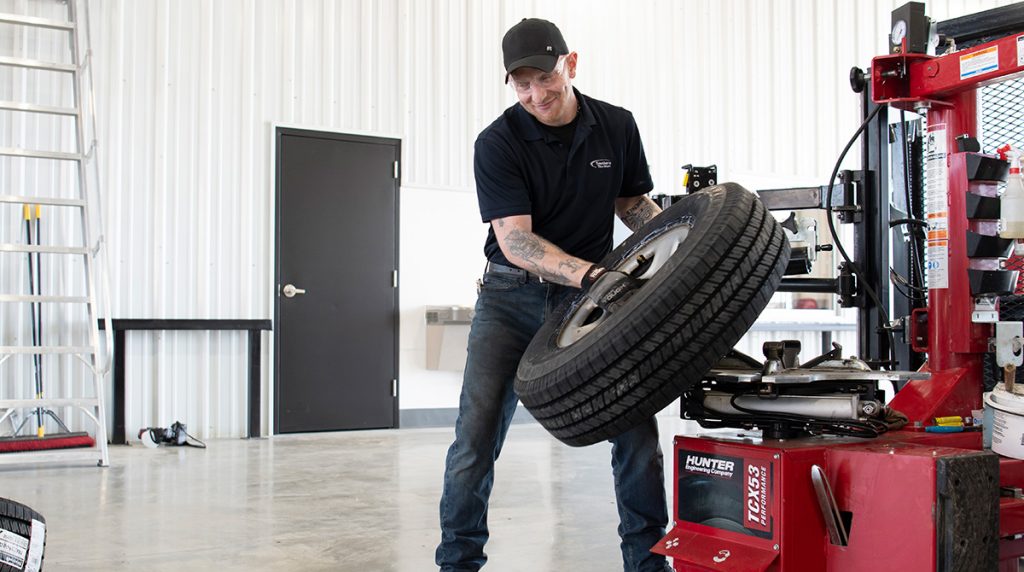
[
  {"x1": 474, "y1": 135, "x2": 533, "y2": 222},
  {"x1": 619, "y1": 112, "x2": 654, "y2": 198}
]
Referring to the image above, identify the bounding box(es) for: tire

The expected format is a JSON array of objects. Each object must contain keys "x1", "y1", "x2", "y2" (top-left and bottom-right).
[
  {"x1": 0, "y1": 498, "x2": 46, "y2": 572},
  {"x1": 515, "y1": 183, "x2": 790, "y2": 446}
]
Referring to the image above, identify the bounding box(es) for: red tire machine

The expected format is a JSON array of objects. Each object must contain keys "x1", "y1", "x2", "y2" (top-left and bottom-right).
[{"x1": 654, "y1": 4, "x2": 1024, "y2": 570}]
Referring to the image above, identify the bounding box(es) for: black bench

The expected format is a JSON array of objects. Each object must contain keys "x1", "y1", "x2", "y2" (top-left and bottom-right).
[{"x1": 99, "y1": 319, "x2": 272, "y2": 444}]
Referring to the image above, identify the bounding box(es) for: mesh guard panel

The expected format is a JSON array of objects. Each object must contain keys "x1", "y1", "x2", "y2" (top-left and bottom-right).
[{"x1": 982, "y1": 78, "x2": 1024, "y2": 292}]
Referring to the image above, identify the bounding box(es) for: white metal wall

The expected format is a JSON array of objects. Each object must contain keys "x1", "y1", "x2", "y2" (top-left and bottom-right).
[{"x1": 1, "y1": 0, "x2": 1016, "y2": 438}]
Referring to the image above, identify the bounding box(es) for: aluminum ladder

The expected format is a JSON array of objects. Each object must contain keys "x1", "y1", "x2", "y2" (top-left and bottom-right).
[{"x1": 0, "y1": 0, "x2": 112, "y2": 467}]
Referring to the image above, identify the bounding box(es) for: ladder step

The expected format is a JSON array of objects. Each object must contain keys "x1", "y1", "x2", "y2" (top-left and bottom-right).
[
  {"x1": 0, "y1": 346, "x2": 94, "y2": 355},
  {"x1": 0, "y1": 295, "x2": 89, "y2": 303},
  {"x1": 0, "y1": 13, "x2": 74, "y2": 31},
  {"x1": 0, "y1": 100, "x2": 78, "y2": 116},
  {"x1": 0, "y1": 398, "x2": 98, "y2": 409},
  {"x1": 0, "y1": 195, "x2": 85, "y2": 208},
  {"x1": 0, "y1": 55, "x2": 75, "y2": 73},
  {"x1": 0, "y1": 244, "x2": 88, "y2": 255},
  {"x1": 0, "y1": 147, "x2": 83, "y2": 161}
]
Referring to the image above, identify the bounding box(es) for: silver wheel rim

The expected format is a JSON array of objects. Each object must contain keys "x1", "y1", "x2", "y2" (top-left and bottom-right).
[{"x1": 556, "y1": 223, "x2": 692, "y2": 348}]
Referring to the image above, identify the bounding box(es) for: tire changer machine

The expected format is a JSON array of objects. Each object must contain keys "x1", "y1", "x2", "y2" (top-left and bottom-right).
[{"x1": 652, "y1": 4, "x2": 1024, "y2": 571}]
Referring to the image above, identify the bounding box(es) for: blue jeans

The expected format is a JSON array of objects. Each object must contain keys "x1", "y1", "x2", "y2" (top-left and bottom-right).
[{"x1": 436, "y1": 272, "x2": 671, "y2": 572}]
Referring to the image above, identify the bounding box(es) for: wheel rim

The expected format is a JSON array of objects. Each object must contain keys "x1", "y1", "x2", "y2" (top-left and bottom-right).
[{"x1": 556, "y1": 222, "x2": 692, "y2": 348}]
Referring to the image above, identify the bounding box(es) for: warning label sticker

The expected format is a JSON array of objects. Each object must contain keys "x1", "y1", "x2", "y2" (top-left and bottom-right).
[
  {"x1": 1018, "y1": 35, "x2": 1024, "y2": 67},
  {"x1": 0, "y1": 529, "x2": 29, "y2": 570},
  {"x1": 961, "y1": 46, "x2": 999, "y2": 80},
  {"x1": 925, "y1": 124, "x2": 949, "y2": 289}
]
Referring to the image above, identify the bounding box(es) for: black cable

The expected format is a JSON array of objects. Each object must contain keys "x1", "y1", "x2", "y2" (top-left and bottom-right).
[
  {"x1": 891, "y1": 280, "x2": 916, "y2": 303},
  {"x1": 182, "y1": 428, "x2": 206, "y2": 449},
  {"x1": 889, "y1": 218, "x2": 928, "y2": 229},
  {"x1": 889, "y1": 267, "x2": 928, "y2": 297},
  {"x1": 824, "y1": 104, "x2": 897, "y2": 369}
]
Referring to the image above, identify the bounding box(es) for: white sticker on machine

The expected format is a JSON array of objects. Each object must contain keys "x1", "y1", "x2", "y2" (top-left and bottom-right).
[
  {"x1": 0, "y1": 529, "x2": 29, "y2": 570},
  {"x1": 960, "y1": 45, "x2": 999, "y2": 80},
  {"x1": 925, "y1": 124, "x2": 949, "y2": 289},
  {"x1": 1018, "y1": 35, "x2": 1024, "y2": 66}
]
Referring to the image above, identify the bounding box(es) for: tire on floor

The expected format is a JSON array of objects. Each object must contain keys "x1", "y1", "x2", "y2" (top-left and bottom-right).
[
  {"x1": 515, "y1": 183, "x2": 790, "y2": 446},
  {"x1": 0, "y1": 497, "x2": 45, "y2": 572}
]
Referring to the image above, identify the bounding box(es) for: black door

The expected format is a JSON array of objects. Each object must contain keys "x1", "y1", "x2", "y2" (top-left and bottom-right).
[{"x1": 275, "y1": 128, "x2": 399, "y2": 433}]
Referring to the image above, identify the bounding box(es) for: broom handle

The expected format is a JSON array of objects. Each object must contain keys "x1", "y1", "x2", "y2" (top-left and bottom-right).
[
  {"x1": 24, "y1": 206, "x2": 42, "y2": 433},
  {"x1": 35, "y1": 207, "x2": 42, "y2": 394}
]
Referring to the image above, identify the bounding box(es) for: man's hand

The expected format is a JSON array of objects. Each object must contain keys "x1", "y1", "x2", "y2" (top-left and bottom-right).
[{"x1": 580, "y1": 264, "x2": 607, "y2": 289}]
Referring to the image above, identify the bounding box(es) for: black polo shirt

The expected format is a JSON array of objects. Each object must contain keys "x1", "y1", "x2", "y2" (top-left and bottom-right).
[{"x1": 474, "y1": 88, "x2": 654, "y2": 267}]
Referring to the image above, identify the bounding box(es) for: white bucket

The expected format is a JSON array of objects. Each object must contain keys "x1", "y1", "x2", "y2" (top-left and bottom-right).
[{"x1": 984, "y1": 384, "x2": 1024, "y2": 459}]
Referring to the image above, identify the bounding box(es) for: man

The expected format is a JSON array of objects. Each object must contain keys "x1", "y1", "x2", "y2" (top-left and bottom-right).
[{"x1": 436, "y1": 18, "x2": 671, "y2": 572}]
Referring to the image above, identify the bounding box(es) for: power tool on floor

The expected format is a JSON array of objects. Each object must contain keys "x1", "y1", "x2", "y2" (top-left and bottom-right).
[{"x1": 138, "y1": 422, "x2": 206, "y2": 449}]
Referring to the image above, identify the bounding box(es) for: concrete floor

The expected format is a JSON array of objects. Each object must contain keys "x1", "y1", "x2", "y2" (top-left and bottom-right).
[{"x1": 0, "y1": 416, "x2": 693, "y2": 572}]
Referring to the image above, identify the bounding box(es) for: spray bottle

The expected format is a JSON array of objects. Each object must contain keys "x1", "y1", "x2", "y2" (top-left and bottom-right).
[{"x1": 998, "y1": 144, "x2": 1024, "y2": 255}]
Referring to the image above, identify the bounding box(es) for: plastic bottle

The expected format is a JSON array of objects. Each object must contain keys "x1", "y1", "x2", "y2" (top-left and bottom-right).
[{"x1": 998, "y1": 144, "x2": 1024, "y2": 255}]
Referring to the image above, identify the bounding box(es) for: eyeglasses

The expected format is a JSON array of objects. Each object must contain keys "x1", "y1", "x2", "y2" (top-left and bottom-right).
[{"x1": 509, "y1": 57, "x2": 567, "y2": 94}]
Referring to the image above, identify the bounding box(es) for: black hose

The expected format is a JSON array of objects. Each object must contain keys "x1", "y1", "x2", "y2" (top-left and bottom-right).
[{"x1": 824, "y1": 104, "x2": 897, "y2": 369}]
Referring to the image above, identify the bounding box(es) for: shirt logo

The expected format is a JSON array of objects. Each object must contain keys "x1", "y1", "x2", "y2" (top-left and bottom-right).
[{"x1": 590, "y1": 159, "x2": 612, "y2": 169}]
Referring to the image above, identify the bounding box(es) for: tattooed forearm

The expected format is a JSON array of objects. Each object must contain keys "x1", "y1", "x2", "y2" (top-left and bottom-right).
[
  {"x1": 558, "y1": 258, "x2": 584, "y2": 273},
  {"x1": 492, "y1": 217, "x2": 592, "y2": 287},
  {"x1": 506, "y1": 228, "x2": 547, "y2": 266},
  {"x1": 619, "y1": 197, "x2": 661, "y2": 232}
]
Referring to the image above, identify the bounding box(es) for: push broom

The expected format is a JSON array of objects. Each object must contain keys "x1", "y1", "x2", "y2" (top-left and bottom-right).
[{"x1": 0, "y1": 206, "x2": 93, "y2": 453}]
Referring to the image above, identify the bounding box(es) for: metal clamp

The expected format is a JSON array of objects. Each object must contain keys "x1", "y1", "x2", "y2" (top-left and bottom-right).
[{"x1": 993, "y1": 321, "x2": 1023, "y2": 368}]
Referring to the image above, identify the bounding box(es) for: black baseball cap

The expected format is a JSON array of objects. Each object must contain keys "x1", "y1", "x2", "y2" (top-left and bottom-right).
[{"x1": 502, "y1": 18, "x2": 569, "y2": 83}]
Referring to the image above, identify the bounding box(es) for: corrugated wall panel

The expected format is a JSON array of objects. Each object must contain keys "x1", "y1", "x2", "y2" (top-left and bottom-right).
[{"x1": 2, "y1": 0, "x2": 1016, "y2": 439}]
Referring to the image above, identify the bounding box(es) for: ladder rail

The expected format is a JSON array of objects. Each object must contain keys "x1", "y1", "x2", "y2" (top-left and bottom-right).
[
  {"x1": 76, "y1": 0, "x2": 115, "y2": 380},
  {"x1": 70, "y1": 0, "x2": 110, "y2": 466}
]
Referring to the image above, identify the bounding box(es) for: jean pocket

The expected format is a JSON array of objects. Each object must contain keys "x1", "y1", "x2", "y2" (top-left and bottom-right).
[{"x1": 480, "y1": 272, "x2": 521, "y2": 291}]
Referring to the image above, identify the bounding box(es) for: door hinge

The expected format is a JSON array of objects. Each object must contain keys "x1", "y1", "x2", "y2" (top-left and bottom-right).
[
  {"x1": 393, "y1": 161, "x2": 399, "y2": 179},
  {"x1": 392, "y1": 270, "x2": 398, "y2": 288},
  {"x1": 391, "y1": 379, "x2": 397, "y2": 397}
]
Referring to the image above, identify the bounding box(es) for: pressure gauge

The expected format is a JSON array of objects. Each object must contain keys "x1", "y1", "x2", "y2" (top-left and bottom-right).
[{"x1": 891, "y1": 19, "x2": 908, "y2": 48}]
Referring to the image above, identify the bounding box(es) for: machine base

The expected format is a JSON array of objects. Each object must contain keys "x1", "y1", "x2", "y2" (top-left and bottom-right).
[{"x1": 656, "y1": 431, "x2": 1003, "y2": 572}]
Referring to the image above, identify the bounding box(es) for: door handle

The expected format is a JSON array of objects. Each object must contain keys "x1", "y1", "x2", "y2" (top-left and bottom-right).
[{"x1": 282, "y1": 284, "x2": 306, "y2": 298}]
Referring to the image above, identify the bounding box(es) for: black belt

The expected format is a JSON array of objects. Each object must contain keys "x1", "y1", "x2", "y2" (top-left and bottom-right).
[{"x1": 485, "y1": 261, "x2": 545, "y2": 283}]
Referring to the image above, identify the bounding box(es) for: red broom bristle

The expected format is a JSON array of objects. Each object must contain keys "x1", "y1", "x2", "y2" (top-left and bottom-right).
[{"x1": 0, "y1": 435, "x2": 95, "y2": 453}]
